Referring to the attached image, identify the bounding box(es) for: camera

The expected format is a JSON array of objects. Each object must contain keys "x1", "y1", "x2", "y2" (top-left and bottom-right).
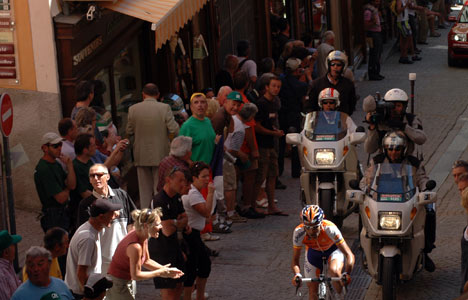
[{"x1": 368, "y1": 100, "x2": 394, "y2": 124}]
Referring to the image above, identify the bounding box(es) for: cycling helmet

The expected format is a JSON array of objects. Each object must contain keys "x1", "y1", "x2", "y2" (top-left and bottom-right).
[
  {"x1": 382, "y1": 131, "x2": 407, "y2": 153},
  {"x1": 301, "y1": 205, "x2": 324, "y2": 226},
  {"x1": 326, "y1": 50, "x2": 348, "y2": 72},
  {"x1": 318, "y1": 88, "x2": 340, "y2": 108},
  {"x1": 383, "y1": 88, "x2": 408, "y2": 103}
]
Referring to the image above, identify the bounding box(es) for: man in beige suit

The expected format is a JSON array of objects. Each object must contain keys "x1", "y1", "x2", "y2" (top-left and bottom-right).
[{"x1": 126, "y1": 83, "x2": 179, "y2": 208}]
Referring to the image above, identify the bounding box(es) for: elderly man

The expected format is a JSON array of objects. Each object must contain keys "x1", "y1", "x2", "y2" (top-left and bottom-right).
[
  {"x1": 35, "y1": 132, "x2": 76, "y2": 232},
  {"x1": 65, "y1": 198, "x2": 122, "y2": 298},
  {"x1": 216, "y1": 86, "x2": 232, "y2": 107},
  {"x1": 0, "y1": 230, "x2": 21, "y2": 300},
  {"x1": 12, "y1": 246, "x2": 73, "y2": 300},
  {"x1": 77, "y1": 163, "x2": 136, "y2": 274},
  {"x1": 157, "y1": 136, "x2": 193, "y2": 192},
  {"x1": 127, "y1": 83, "x2": 179, "y2": 208},
  {"x1": 23, "y1": 227, "x2": 69, "y2": 281}
]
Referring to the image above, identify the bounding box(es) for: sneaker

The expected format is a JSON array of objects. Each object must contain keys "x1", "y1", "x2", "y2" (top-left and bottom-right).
[
  {"x1": 227, "y1": 212, "x2": 247, "y2": 223},
  {"x1": 212, "y1": 222, "x2": 232, "y2": 234},
  {"x1": 256, "y1": 198, "x2": 268, "y2": 208},
  {"x1": 424, "y1": 253, "x2": 436, "y2": 272},
  {"x1": 201, "y1": 233, "x2": 220, "y2": 241}
]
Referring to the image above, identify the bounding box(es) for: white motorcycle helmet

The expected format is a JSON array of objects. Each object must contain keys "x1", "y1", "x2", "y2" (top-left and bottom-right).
[
  {"x1": 326, "y1": 50, "x2": 348, "y2": 72},
  {"x1": 383, "y1": 88, "x2": 408, "y2": 103},
  {"x1": 318, "y1": 88, "x2": 340, "y2": 108},
  {"x1": 382, "y1": 131, "x2": 407, "y2": 156}
]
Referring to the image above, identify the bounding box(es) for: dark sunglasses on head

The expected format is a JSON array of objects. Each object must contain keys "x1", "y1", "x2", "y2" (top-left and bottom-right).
[
  {"x1": 48, "y1": 142, "x2": 63, "y2": 149},
  {"x1": 89, "y1": 172, "x2": 107, "y2": 178},
  {"x1": 322, "y1": 101, "x2": 336, "y2": 105},
  {"x1": 330, "y1": 62, "x2": 343, "y2": 67}
]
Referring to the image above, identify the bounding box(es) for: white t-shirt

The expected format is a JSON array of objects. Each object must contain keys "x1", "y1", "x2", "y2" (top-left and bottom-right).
[
  {"x1": 225, "y1": 115, "x2": 248, "y2": 152},
  {"x1": 182, "y1": 185, "x2": 207, "y2": 231},
  {"x1": 65, "y1": 221, "x2": 102, "y2": 295},
  {"x1": 237, "y1": 57, "x2": 257, "y2": 79}
]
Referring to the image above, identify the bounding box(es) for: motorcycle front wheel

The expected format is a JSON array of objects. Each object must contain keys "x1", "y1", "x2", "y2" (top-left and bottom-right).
[
  {"x1": 319, "y1": 189, "x2": 342, "y2": 228},
  {"x1": 382, "y1": 257, "x2": 396, "y2": 300}
]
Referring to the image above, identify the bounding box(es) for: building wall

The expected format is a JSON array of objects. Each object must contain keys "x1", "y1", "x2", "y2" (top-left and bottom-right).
[{"x1": 0, "y1": 0, "x2": 62, "y2": 211}]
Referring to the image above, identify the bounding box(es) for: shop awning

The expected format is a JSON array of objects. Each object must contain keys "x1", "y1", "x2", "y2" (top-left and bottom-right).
[{"x1": 101, "y1": 0, "x2": 208, "y2": 51}]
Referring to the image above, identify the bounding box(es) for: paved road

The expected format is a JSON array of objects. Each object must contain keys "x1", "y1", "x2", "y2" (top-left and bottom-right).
[{"x1": 13, "y1": 26, "x2": 468, "y2": 300}]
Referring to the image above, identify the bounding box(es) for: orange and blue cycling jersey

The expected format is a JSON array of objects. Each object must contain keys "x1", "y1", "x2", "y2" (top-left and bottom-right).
[{"x1": 292, "y1": 220, "x2": 344, "y2": 252}]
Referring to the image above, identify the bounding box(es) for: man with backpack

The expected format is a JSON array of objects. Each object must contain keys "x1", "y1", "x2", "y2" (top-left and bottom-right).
[{"x1": 236, "y1": 40, "x2": 257, "y2": 87}]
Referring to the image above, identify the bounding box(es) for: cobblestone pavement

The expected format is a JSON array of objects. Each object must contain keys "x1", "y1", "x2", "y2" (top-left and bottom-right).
[{"x1": 11, "y1": 25, "x2": 468, "y2": 300}]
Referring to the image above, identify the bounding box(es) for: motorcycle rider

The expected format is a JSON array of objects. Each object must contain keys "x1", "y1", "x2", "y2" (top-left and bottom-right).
[
  {"x1": 360, "y1": 131, "x2": 436, "y2": 272},
  {"x1": 318, "y1": 88, "x2": 357, "y2": 133},
  {"x1": 364, "y1": 88, "x2": 426, "y2": 156},
  {"x1": 306, "y1": 51, "x2": 357, "y2": 116},
  {"x1": 291, "y1": 205, "x2": 355, "y2": 300}
]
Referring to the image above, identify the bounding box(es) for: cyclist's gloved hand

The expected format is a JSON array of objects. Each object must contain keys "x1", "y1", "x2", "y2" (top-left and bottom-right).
[
  {"x1": 342, "y1": 272, "x2": 351, "y2": 285},
  {"x1": 292, "y1": 273, "x2": 302, "y2": 287}
]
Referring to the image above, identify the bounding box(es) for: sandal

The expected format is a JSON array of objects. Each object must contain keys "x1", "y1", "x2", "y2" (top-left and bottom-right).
[
  {"x1": 256, "y1": 198, "x2": 268, "y2": 208},
  {"x1": 212, "y1": 222, "x2": 232, "y2": 234},
  {"x1": 201, "y1": 233, "x2": 220, "y2": 241}
]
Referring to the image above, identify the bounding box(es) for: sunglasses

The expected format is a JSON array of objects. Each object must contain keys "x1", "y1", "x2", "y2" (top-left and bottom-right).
[
  {"x1": 48, "y1": 142, "x2": 63, "y2": 149},
  {"x1": 322, "y1": 101, "x2": 336, "y2": 105},
  {"x1": 303, "y1": 224, "x2": 321, "y2": 230},
  {"x1": 89, "y1": 172, "x2": 107, "y2": 179},
  {"x1": 330, "y1": 62, "x2": 343, "y2": 67},
  {"x1": 386, "y1": 146, "x2": 403, "y2": 152}
]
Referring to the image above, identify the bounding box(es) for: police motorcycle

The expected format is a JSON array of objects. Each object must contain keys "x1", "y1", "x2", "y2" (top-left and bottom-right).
[
  {"x1": 346, "y1": 132, "x2": 436, "y2": 300},
  {"x1": 286, "y1": 88, "x2": 365, "y2": 227}
]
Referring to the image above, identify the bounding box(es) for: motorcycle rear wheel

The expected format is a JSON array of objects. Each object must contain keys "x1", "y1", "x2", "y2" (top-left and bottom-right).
[{"x1": 382, "y1": 257, "x2": 396, "y2": 300}]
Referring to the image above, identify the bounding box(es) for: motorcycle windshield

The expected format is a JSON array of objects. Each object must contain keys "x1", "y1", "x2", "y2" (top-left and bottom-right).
[
  {"x1": 369, "y1": 163, "x2": 417, "y2": 202},
  {"x1": 304, "y1": 111, "x2": 348, "y2": 141}
]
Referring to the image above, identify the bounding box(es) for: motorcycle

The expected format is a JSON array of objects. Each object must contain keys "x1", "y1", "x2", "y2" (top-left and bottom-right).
[
  {"x1": 286, "y1": 111, "x2": 365, "y2": 227},
  {"x1": 346, "y1": 162, "x2": 436, "y2": 300}
]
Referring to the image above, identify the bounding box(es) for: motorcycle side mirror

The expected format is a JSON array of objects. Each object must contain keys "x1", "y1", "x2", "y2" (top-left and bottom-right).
[
  {"x1": 356, "y1": 126, "x2": 365, "y2": 133},
  {"x1": 286, "y1": 133, "x2": 302, "y2": 145},
  {"x1": 349, "y1": 179, "x2": 360, "y2": 190},
  {"x1": 425, "y1": 180, "x2": 436, "y2": 191},
  {"x1": 418, "y1": 191, "x2": 437, "y2": 205}
]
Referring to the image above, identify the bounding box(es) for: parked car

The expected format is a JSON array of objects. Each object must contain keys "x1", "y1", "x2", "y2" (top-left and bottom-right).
[{"x1": 448, "y1": 1, "x2": 468, "y2": 66}]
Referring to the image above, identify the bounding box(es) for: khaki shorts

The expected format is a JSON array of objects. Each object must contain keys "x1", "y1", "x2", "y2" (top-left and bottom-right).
[
  {"x1": 223, "y1": 160, "x2": 237, "y2": 191},
  {"x1": 256, "y1": 147, "x2": 279, "y2": 183}
]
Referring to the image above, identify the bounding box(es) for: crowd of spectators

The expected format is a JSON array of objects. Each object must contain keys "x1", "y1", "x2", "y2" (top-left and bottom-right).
[{"x1": 4, "y1": 3, "x2": 456, "y2": 297}]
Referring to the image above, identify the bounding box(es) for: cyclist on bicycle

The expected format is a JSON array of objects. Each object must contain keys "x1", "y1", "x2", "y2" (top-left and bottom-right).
[{"x1": 291, "y1": 205, "x2": 355, "y2": 300}]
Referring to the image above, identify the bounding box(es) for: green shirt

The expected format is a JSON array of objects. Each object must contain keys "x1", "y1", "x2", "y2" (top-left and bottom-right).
[
  {"x1": 34, "y1": 159, "x2": 67, "y2": 210},
  {"x1": 180, "y1": 116, "x2": 216, "y2": 164},
  {"x1": 72, "y1": 158, "x2": 93, "y2": 196}
]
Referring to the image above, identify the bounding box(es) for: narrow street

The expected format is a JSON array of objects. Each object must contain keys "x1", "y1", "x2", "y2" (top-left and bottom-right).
[{"x1": 12, "y1": 24, "x2": 468, "y2": 300}]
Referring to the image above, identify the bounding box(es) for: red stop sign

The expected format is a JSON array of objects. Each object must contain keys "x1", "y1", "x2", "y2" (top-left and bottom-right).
[{"x1": 0, "y1": 93, "x2": 13, "y2": 137}]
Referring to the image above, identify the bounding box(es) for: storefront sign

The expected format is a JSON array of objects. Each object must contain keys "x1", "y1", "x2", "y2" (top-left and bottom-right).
[
  {"x1": 0, "y1": 43, "x2": 13, "y2": 54},
  {"x1": 0, "y1": 18, "x2": 10, "y2": 28},
  {"x1": 0, "y1": 68, "x2": 15, "y2": 78},
  {"x1": 73, "y1": 35, "x2": 103, "y2": 66},
  {"x1": 0, "y1": 56, "x2": 14, "y2": 66}
]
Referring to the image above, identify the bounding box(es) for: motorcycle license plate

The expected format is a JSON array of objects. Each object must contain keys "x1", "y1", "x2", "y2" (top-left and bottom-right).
[
  {"x1": 315, "y1": 134, "x2": 336, "y2": 141},
  {"x1": 379, "y1": 194, "x2": 403, "y2": 202}
]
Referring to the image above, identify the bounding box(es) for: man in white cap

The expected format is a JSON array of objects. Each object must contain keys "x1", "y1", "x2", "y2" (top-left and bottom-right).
[
  {"x1": 65, "y1": 197, "x2": 122, "y2": 298},
  {"x1": 34, "y1": 132, "x2": 76, "y2": 233}
]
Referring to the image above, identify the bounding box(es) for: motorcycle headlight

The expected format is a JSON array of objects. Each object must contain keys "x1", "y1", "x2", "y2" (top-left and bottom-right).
[
  {"x1": 452, "y1": 33, "x2": 467, "y2": 42},
  {"x1": 314, "y1": 149, "x2": 335, "y2": 165},
  {"x1": 378, "y1": 211, "x2": 401, "y2": 230}
]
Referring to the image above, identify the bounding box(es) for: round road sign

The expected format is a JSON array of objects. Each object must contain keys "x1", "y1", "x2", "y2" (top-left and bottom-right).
[{"x1": 0, "y1": 93, "x2": 13, "y2": 137}]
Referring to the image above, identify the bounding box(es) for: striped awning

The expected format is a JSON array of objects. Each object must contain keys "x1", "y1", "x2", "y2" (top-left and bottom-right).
[{"x1": 101, "y1": 0, "x2": 208, "y2": 51}]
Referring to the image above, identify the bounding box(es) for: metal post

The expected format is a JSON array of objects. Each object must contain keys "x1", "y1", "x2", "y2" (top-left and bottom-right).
[
  {"x1": 3, "y1": 136, "x2": 18, "y2": 270},
  {"x1": 409, "y1": 73, "x2": 416, "y2": 114}
]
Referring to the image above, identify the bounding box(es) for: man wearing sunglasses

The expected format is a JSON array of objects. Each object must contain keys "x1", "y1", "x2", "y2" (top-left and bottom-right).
[
  {"x1": 360, "y1": 131, "x2": 436, "y2": 272},
  {"x1": 34, "y1": 132, "x2": 76, "y2": 233},
  {"x1": 291, "y1": 205, "x2": 355, "y2": 300},
  {"x1": 306, "y1": 51, "x2": 357, "y2": 116}
]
